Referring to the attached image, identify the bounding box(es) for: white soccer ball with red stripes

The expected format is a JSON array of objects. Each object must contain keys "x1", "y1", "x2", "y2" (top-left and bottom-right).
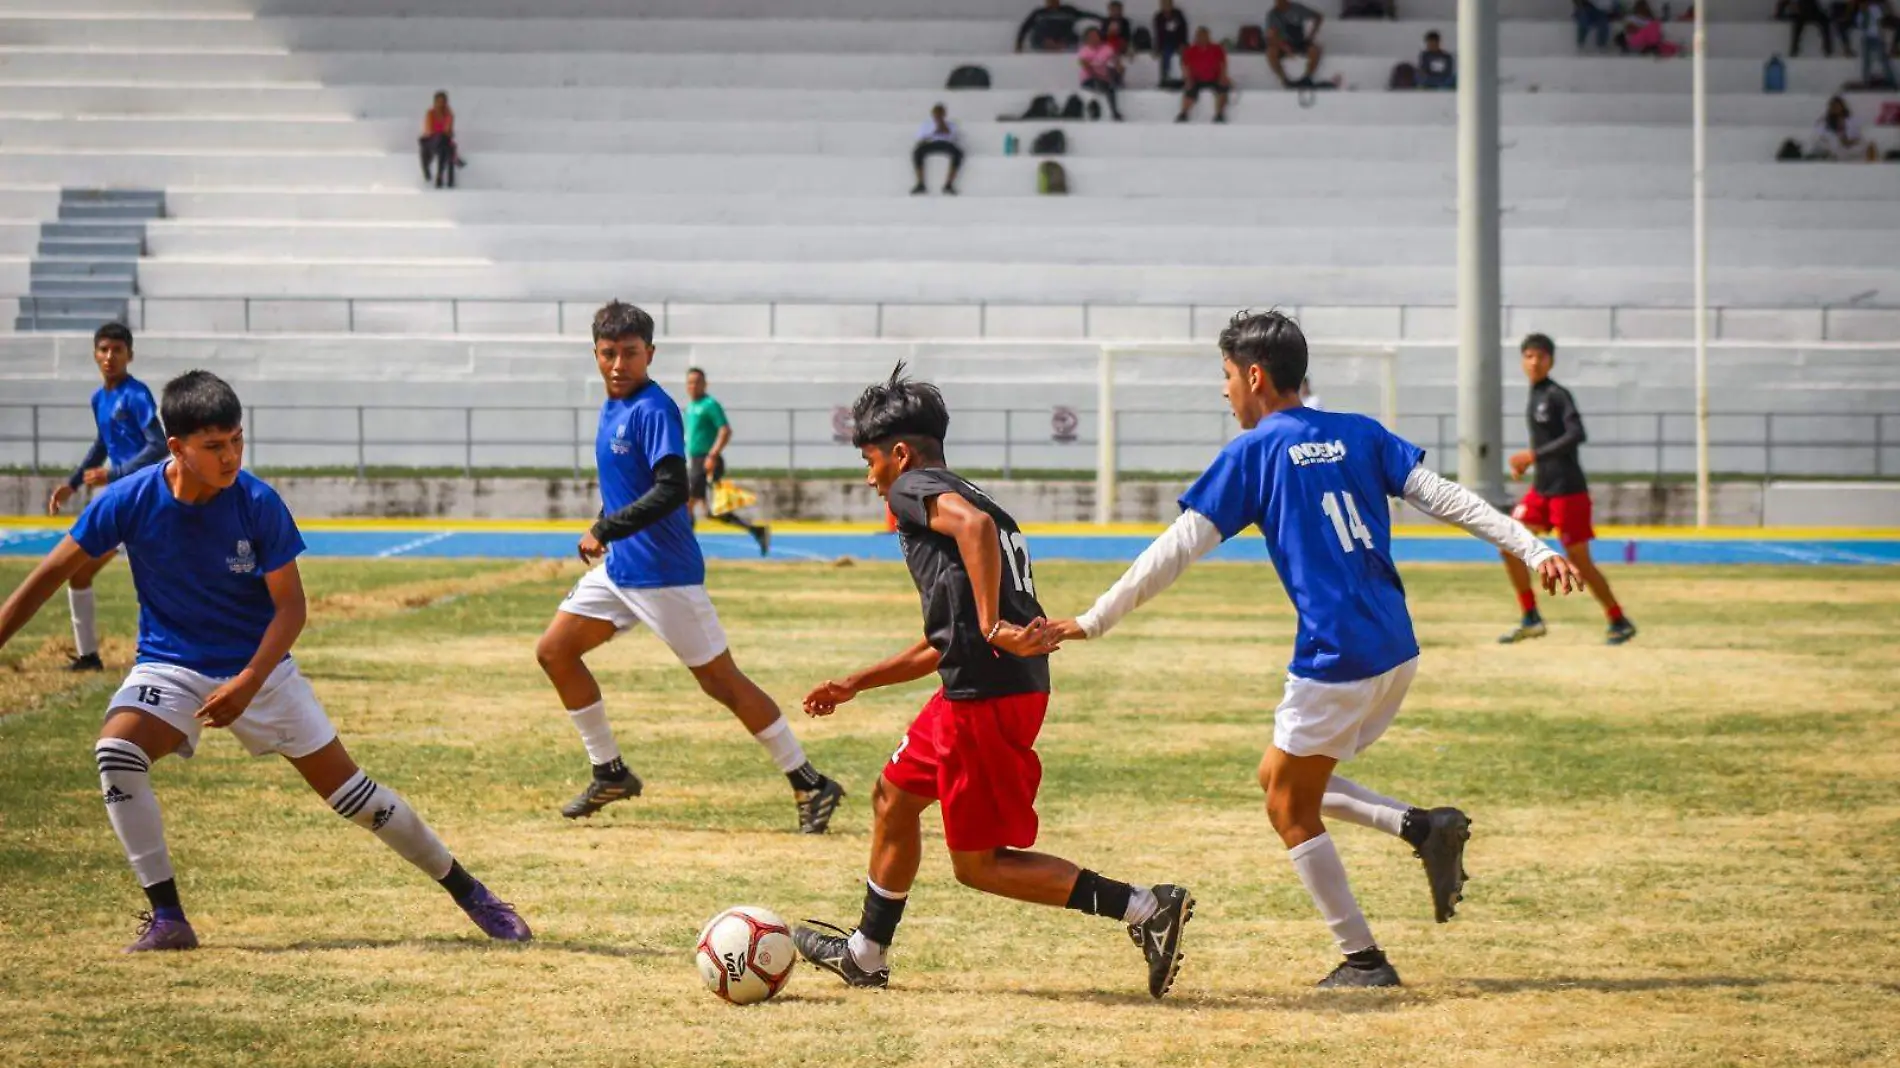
[{"x1": 695, "y1": 906, "x2": 797, "y2": 1005}]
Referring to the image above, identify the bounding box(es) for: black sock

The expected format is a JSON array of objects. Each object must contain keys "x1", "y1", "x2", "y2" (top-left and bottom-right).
[
  {"x1": 1346, "y1": 946, "x2": 1389, "y2": 969},
  {"x1": 858, "y1": 883, "x2": 907, "y2": 948},
  {"x1": 1065, "y1": 869, "x2": 1134, "y2": 921},
  {"x1": 594, "y1": 757, "x2": 628, "y2": 781},
  {"x1": 143, "y1": 878, "x2": 184, "y2": 920},
  {"x1": 1399, "y1": 808, "x2": 1432, "y2": 849},
  {"x1": 438, "y1": 859, "x2": 479, "y2": 901},
  {"x1": 786, "y1": 762, "x2": 824, "y2": 792}
]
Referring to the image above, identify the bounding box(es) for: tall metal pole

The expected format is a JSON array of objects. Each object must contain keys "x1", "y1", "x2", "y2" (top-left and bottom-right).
[
  {"x1": 1692, "y1": 12, "x2": 1710, "y2": 526},
  {"x1": 1457, "y1": 0, "x2": 1503, "y2": 502}
]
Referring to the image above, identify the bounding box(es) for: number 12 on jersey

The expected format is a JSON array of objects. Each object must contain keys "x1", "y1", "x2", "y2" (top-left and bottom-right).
[
  {"x1": 1320, "y1": 491, "x2": 1375, "y2": 553},
  {"x1": 1000, "y1": 530, "x2": 1036, "y2": 596}
]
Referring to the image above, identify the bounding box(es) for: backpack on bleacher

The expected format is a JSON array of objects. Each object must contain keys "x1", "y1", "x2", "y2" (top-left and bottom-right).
[
  {"x1": 1776, "y1": 138, "x2": 1804, "y2": 161},
  {"x1": 1032, "y1": 129, "x2": 1067, "y2": 155},
  {"x1": 1388, "y1": 62, "x2": 1418, "y2": 90},
  {"x1": 1061, "y1": 93, "x2": 1086, "y2": 119},
  {"x1": 1009, "y1": 94, "x2": 1060, "y2": 120},
  {"x1": 947, "y1": 65, "x2": 991, "y2": 89},
  {"x1": 1038, "y1": 160, "x2": 1069, "y2": 195},
  {"x1": 1236, "y1": 25, "x2": 1266, "y2": 52}
]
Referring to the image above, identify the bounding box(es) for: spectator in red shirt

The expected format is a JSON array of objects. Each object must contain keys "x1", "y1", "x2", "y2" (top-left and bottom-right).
[
  {"x1": 1175, "y1": 27, "x2": 1232, "y2": 123},
  {"x1": 420, "y1": 91, "x2": 457, "y2": 189}
]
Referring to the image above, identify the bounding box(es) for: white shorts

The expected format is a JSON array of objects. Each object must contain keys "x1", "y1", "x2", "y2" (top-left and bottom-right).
[
  {"x1": 557, "y1": 567, "x2": 729, "y2": 668},
  {"x1": 1272, "y1": 658, "x2": 1419, "y2": 761},
  {"x1": 107, "y1": 659, "x2": 337, "y2": 761}
]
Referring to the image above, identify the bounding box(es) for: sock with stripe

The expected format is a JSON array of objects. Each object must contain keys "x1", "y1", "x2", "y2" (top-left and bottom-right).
[
  {"x1": 327, "y1": 770, "x2": 453, "y2": 881},
  {"x1": 69, "y1": 587, "x2": 99, "y2": 658},
  {"x1": 96, "y1": 739, "x2": 179, "y2": 917},
  {"x1": 1516, "y1": 589, "x2": 1538, "y2": 617},
  {"x1": 1066, "y1": 869, "x2": 1158, "y2": 925},
  {"x1": 849, "y1": 879, "x2": 907, "y2": 972}
]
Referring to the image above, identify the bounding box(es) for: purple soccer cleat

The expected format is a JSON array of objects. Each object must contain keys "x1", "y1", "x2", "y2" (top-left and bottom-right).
[
  {"x1": 125, "y1": 912, "x2": 199, "y2": 953},
  {"x1": 458, "y1": 884, "x2": 532, "y2": 942}
]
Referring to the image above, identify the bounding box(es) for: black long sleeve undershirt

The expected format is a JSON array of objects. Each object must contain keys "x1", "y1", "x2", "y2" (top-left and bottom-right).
[{"x1": 591, "y1": 454, "x2": 689, "y2": 543}]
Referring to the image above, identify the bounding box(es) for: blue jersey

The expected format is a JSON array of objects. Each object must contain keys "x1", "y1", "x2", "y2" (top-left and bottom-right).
[
  {"x1": 597, "y1": 383, "x2": 704, "y2": 589},
  {"x1": 70, "y1": 463, "x2": 306, "y2": 677},
  {"x1": 92, "y1": 376, "x2": 160, "y2": 469},
  {"x1": 1179, "y1": 407, "x2": 1425, "y2": 683}
]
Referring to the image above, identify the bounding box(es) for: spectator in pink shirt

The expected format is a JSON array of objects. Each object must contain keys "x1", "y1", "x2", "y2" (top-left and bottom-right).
[{"x1": 1077, "y1": 27, "x2": 1126, "y2": 120}]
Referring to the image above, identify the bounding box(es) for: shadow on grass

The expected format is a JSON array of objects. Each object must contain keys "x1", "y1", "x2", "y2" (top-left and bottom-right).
[
  {"x1": 226, "y1": 935, "x2": 666, "y2": 959},
  {"x1": 991, "y1": 974, "x2": 1783, "y2": 1011},
  {"x1": 1461, "y1": 975, "x2": 1779, "y2": 994}
]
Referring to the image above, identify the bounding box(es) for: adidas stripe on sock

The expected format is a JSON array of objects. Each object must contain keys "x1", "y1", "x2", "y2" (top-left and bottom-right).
[
  {"x1": 95, "y1": 738, "x2": 175, "y2": 890},
  {"x1": 327, "y1": 770, "x2": 453, "y2": 880}
]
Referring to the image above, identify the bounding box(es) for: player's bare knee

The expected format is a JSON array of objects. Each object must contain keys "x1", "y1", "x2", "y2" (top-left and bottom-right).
[{"x1": 949, "y1": 849, "x2": 1000, "y2": 890}]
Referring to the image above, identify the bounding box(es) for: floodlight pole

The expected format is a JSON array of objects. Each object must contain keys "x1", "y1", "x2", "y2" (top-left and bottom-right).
[
  {"x1": 1693, "y1": 11, "x2": 1711, "y2": 526},
  {"x1": 1457, "y1": 0, "x2": 1503, "y2": 502}
]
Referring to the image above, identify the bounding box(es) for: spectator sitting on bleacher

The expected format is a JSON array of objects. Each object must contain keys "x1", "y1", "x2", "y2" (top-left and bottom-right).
[
  {"x1": 1078, "y1": 27, "x2": 1127, "y2": 119},
  {"x1": 1266, "y1": 0, "x2": 1325, "y2": 89},
  {"x1": 1573, "y1": 1, "x2": 1616, "y2": 53},
  {"x1": 1811, "y1": 94, "x2": 1879, "y2": 159},
  {"x1": 1017, "y1": 0, "x2": 1103, "y2": 52},
  {"x1": 1154, "y1": 0, "x2": 1191, "y2": 86},
  {"x1": 1616, "y1": 2, "x2": 1678, "y2": 56},
  {"x1": 1175, "y1": 27, "x2": 1232, "y2": 123},
  {"x1": 1103, "y1": 1, "x2": 1134, "y2": 52},
  {"x1": 911, "y1": 104, "x2": 965, "y2": 195},
  {"x1": 420, "y1": 91, "x2": 457, "y2": 189},
  {"x1": 1419, "y1": 30, "x2": 1457, "y2": 88}
]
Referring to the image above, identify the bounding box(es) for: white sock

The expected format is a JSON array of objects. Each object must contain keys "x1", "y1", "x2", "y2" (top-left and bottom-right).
[
  {"x1": 327, "y1": 770, "x2": 453, "y2": 880},
  {"x1": 69, "y1": 587, "x2": 99, "y2": 658},
  {"x1": 95, "y1": 739, "x2": 173, "y2": 888},
  {"x1": 751, "y1": 716, "x2": 809, "y2": 775},
  {"x1": 566, "y1": 700, "x2": 621, "y2": 767},
  {"x1": 847, "y1": 929, "x2": 888, "y2": 971},
  {"x1": 1321, "y1": 775, "x2": 1411, "y2": 838},
  {"x1": 1123, "y1": 886, "x2": 1159, "y2": 926},
  {"x1": 1287, "y1": 832, "x2": 1377, "y2": 955}
]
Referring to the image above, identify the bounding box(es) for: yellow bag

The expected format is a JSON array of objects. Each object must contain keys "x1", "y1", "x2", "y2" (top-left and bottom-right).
[{"x1": 710, "y1": 479, "x2": 757, "y2": 517}]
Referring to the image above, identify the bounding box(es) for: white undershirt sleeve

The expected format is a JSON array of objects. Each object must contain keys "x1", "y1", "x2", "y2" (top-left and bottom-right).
[
  {"x1": 1401, "y1": 466, "x2": 1558, "y2": 568},
  {"x1": 1077, "y1": 510, "x2": 1224, "y2": 639}
]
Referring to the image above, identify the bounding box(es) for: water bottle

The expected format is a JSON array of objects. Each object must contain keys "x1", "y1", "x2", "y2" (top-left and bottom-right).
[
  {"x1": 1004, "y1": 132, "x2": 1020, "y2": 156},
  {"x1": 1764, "y1": 55, "x2": 1786, "y2": 94}
]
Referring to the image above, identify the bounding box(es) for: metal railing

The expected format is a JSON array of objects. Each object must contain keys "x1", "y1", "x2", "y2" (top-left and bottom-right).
[
  {"x1": 11, "y1": 295, "x2": 1898, "y2": 343},
  {"x1": 3, "y1": 404, "x2": 1892, "y2": 481}
]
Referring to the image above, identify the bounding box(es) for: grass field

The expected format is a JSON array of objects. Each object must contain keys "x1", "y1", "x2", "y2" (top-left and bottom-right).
[{"x1": 2, "y1": 556, "x2": 1897, "y2": 1068}]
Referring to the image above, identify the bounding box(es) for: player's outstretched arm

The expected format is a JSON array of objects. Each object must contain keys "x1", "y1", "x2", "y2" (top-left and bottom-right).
[
  {"x1": 804, "y1": 637, "x2": 940, "y2": 716},
  {"x1": 0, "y1": 536, "x2": 97, "y2": 653},
  {"x1": 1053, "y1": 510, "x2": 1223, "y2": 643},
  {"x1": 196, "y1": 560, "x2": 309, "y2": 728},
  {"x1": 1400, "y1": 466, "x2": 1580, "y2": 595}
]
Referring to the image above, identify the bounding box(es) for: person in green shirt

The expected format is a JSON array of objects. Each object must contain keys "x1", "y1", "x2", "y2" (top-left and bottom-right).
[{"x1": 685, "y1": 368, "x2": 770, "y2": 555}]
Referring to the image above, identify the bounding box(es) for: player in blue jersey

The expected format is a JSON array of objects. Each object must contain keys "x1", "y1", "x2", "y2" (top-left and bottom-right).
[
  {"x1": 531, "y1": 301, "x2": 845, "y2": 832},
  {"x1": 43, "y1": 323, "x2": 166, "y2": 673},
  {"x1": 1051, "y1": 311, "x2": 1581, "y2": 988},
  {"x1": 0, "y1": 370, "x2": 530, "y2": 952}
]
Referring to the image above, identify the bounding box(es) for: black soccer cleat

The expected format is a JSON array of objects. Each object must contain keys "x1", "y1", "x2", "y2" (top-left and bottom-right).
[
  {"x1": 65, "y1": 652, "x2": 104, "y2": 672},
  {"x1": 559, "y1": 768, "x2": 643, "y2": 819},
  {"x1": 1606, "y1": 618, "x2": 1638, "y2": 645},
  {"x1": 752, "y1": 525, "x2": 772, "y2": 557},
  {"x1": 1127, "y1": 883, "x2": 1194, "y2": 999},
  {"x1": 1414, "y1": 806, "x2": 1471, "y2": 923},
  {"x1": 1317, "y1": 957, "x2": 1403, "y2": 989},
  {"x1": 793, "y1": 920, "x2": 889, "y2": 989},
  {"x1": 796, "y1": 776, "x2": 846, "y2": 835}
]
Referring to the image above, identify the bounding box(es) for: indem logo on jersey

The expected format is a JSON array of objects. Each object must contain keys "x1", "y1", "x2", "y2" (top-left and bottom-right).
[
  {"x1": 610, "y1": 421, "x2": 632, "y2": 455},
  {"x1": 227, "y1": 539, "x2": 256, "y2": 574},
  {"x1": 1287, "y1": 441, "x2": 1348, "y2": 466}
]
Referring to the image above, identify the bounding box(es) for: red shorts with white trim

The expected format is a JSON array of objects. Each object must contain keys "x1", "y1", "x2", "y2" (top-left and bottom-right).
[
  {"x1": 1513, "y1": 489, "x2": 1595, "y2": 546},
  {"x1": 881, "y1": 689, "x2": 1048, "y2": 853}
]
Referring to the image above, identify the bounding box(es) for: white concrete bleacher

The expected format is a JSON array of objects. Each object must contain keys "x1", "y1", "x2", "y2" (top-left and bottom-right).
[{"x1": 2, "y1": 0, "x2": 1898, "y2": 320}]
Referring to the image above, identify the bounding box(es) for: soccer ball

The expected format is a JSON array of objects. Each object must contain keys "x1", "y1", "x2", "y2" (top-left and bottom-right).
[{"x1": 695, "y1": 906, "x2": 797, "y2": 1005}]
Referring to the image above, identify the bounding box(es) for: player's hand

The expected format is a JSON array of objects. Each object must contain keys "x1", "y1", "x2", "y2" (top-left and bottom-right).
[
  {"x1": 1045, "y1": 618, "x2": 1088, "y2": 645},
  {"x1": 195, "y1": 675, "x2": 259, "y2": 728},
  {"x1": 1508, "y1": 450, "x2": 1534, "y2": 481},
  {"x1": 577, "y1": 529, "x2": 606, "y2": 565},
  {"x1": 81, "y1": 466, "x2": 110, "y2": 488},
  {"x1": 47, "y1": 484, "x2": 73, "y2": 516},
  {"x1": 703, "y1": 456, "x2": 719, "y2": 476},
  {"x1": 1536, "y1": 554, "x2": 1582, "y2": 596},
  {"x1": 987, "y1": 618, "x2": 1061, "y2": 659},
  {"x1": 803, "y1": 680, "x2": 856, "y2": 717}
]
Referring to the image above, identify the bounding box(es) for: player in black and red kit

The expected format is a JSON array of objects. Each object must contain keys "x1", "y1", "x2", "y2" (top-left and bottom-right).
[
  {"x1": 1499, "y1": 334, "x2": 1636, "y2": 645},
  {"x1": 792, "y1": 364, "x2": 1193, "y2": 998}
]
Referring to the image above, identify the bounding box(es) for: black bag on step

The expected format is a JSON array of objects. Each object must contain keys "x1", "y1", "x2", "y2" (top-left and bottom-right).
[{"x1": 1032, "y1": 129, "x2": 1067, "y2": 154}]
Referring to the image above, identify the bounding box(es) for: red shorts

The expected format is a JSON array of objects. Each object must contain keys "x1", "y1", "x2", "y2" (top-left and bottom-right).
[
  {"x1": 1513, "y1": 489, "x2": 1595, "y2": 546},
  {"x1": 882, "y1": 689, "x2": 1048, "y2": 853}
]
